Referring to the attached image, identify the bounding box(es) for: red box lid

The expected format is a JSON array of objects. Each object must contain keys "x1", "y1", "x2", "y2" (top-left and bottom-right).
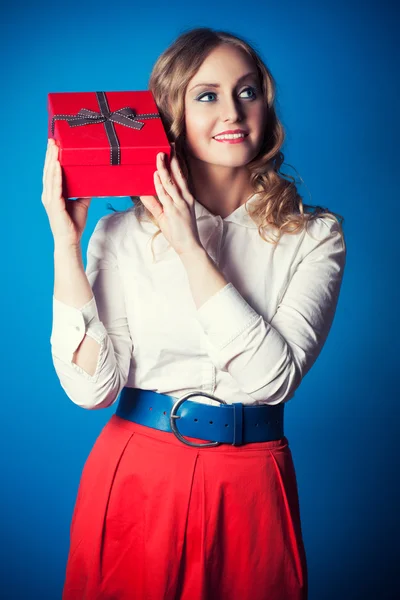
[{"x1": 47, "y1": 91, "x2": 171, "y2": 166}]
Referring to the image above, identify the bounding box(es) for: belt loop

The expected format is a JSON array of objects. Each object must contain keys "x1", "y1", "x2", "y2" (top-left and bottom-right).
[{"x1": 232, "y1": 402, "x2": 244, "y2": 446}]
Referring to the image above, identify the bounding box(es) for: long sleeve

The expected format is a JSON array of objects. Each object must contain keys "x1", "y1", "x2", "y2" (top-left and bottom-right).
[
  {"x1": 50, "y1": 214, "x2": 133, "y2": 410},
  {"x1": 195, "y1": 216, "x2": 347, "y2": 405}
]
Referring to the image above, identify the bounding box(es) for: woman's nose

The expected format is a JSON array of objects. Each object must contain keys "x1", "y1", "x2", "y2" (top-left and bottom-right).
[{"x1": 220, "y1": 97, "x2": 244, "y2": 122}]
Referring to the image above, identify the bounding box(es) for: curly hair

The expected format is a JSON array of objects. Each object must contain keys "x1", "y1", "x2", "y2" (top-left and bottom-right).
[{"x1": 109, "y1": 26, "x2": 344, "y2": 260}]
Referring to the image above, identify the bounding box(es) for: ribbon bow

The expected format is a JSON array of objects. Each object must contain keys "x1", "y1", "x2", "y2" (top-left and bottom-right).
[{"x1": 51, "y1": 91, "x2": 160, "y2": 165}]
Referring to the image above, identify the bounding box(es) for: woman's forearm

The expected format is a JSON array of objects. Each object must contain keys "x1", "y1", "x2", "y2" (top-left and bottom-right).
[
  {"x1": 53, "y1": 242, "x2": 100, "y2": 376},
  {"x1": 179, "y1": 246, "x2": 229, "y2": 310}
]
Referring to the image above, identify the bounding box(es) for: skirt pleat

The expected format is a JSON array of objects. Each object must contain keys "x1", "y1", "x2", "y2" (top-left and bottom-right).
[{"x1": 62, "y1": 413, "x2": 308, "y2": 600}]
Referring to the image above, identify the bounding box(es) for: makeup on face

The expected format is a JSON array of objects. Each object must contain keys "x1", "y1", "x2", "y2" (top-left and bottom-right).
[{"x1": 184, "y1": 45, "x2": 266, "y2": 164}]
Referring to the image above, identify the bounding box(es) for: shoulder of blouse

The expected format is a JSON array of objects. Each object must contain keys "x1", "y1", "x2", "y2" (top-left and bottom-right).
[
  {"x1": 92, "y1": 207, "x2": 139, "y2": 247},
  {"x1": 304, "y1": 213, "x2": 345, "y2": 242},
  {"x1": 300, "y1": 213, "x2": 347, "y2": 264}
]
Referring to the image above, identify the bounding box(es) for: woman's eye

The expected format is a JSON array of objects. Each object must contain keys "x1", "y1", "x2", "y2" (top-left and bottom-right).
[
  {"x1": 239, "y1": 87, "x2": 257, "y2": 99},
  {"x1": 197, "y1": 92, "x2": 217, "y2": 102},
  {"x1": 196, "y1": 87, "x2": 257, "y2": 102}
]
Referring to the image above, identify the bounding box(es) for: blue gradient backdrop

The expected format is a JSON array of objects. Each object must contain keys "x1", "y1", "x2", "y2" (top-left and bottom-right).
[{"x1": 1, "y1": 0, "x2": 397, "y2": 598}]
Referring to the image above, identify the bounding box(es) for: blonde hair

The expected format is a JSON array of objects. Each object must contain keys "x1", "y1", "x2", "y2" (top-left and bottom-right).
[{"x1": 122, "y1": 27, "x2": 344, "y2": 259}]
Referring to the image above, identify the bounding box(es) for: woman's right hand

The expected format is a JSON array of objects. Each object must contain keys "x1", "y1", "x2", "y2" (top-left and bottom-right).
[{"x1": 42, "y1": 138, "x2": 92, "y2": 247}]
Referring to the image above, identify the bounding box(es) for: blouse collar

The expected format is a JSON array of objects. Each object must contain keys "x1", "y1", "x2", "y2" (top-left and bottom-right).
[{"x1": 194, "y1": 193, "x2": 261, "y2": 229}]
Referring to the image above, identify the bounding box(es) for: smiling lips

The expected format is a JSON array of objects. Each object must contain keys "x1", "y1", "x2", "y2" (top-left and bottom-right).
[{"x1": 213, "y1": 131, "x2": 249, "y2": 144}]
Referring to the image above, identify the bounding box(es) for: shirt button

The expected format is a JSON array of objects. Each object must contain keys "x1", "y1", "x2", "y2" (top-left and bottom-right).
[{"x1": 75, "y1": 326, "x2": 81, "y2": 331}]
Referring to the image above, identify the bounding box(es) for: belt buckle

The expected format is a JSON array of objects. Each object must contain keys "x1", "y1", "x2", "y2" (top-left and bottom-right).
[{"x1": 170, "y1": 390, "x2": 227, "y2": 448}]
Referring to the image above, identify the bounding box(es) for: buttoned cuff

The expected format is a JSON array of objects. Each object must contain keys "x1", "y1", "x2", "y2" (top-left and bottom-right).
[
  {"x1": 50, "y1": 295, "x2": 108, "y2": 364},
  {"x1": 195, "y1": 283, "x2": 260, "y2": 349}
]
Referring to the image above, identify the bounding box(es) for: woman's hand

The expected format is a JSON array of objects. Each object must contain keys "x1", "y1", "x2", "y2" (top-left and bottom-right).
[
  {"x1": 140, "y1": 150, "x2": 203, "y2": 257},
  {"x1": 41, "y1": 138, "x2": 92, "y2": 247}
]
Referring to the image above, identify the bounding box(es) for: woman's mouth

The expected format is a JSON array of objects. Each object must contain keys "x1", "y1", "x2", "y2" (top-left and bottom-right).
[{"x1": 213, "y1": 133, "x2": 249, "y2": 144}]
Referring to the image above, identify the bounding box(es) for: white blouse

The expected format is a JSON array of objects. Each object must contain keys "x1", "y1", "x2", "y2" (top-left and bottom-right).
[{"x1": 50, "y1": 193, "x2": 347, "y2": 410}]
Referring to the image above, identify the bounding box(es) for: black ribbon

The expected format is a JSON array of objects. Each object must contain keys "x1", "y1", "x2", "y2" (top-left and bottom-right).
[{"x1": 51, "y1": 91, "x2": 160, "y2": 165}]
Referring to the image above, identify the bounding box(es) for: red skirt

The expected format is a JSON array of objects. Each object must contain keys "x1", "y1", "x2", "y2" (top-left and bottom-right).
[{"x1": 62, "y1": 414, "x2": 308, "y2": 600}]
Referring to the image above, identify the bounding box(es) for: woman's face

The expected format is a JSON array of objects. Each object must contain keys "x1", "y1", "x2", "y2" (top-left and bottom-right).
[{"x1": 184, "y1": 44, "x2": 267, "y2": 169}]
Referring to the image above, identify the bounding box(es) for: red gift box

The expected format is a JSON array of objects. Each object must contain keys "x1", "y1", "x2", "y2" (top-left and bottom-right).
[{"x1": 47, "y1": 90, "x2": 171, "y2": 198}]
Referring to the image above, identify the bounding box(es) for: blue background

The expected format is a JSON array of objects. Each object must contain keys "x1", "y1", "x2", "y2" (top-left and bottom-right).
[{"x1": 1, "y1": 0, "x2": 397, "y2": 598}]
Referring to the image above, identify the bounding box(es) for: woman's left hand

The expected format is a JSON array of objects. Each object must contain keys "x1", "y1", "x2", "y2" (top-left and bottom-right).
[{"x1": 140, "y1": 150, "x2": 203, "y2": 257}]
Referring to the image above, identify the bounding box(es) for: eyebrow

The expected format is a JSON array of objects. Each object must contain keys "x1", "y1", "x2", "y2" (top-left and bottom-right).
[{"x1": 188, "y1": 71, "x2": 258, "y2": 93}]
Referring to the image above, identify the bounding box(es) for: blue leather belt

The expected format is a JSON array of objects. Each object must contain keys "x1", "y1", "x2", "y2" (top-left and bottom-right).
[{"x1": 115, "y1": 387, "x2": 284, "y2": 448}]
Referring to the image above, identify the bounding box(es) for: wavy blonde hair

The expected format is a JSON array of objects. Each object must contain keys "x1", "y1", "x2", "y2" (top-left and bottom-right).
[{"x1": 117, "y1": 27, "x2": 344, "y2": 258}]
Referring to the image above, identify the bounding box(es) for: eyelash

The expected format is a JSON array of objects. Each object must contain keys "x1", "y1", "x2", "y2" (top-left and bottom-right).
[{"x1": 196, "y1": 86, "x2": 258, "y2": 103}]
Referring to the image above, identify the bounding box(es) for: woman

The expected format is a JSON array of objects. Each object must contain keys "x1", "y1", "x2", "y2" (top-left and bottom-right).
[{"x1": 43, "y1": 27, "x2": 346, "y2": 600}]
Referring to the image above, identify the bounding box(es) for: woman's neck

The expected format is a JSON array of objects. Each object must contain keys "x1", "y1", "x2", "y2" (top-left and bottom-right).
[{"x1": 187, "y1": 156, "x2": 256, "y2": 219}]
